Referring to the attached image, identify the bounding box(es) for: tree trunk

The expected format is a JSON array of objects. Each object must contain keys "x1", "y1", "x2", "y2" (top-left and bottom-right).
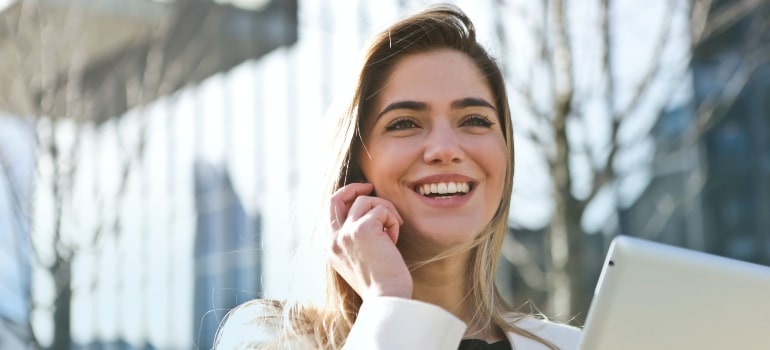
[
  {"x1": 546, "y1": 193, "x2": 572, "y2": 321},
  {"x1": 546, "y1": 54, "x2": 573, "y2": 318},
  {"x1": 48, "y1": 118, "x2": 72, "y2": 350},
  {"x1": 565, "y1": 199, "x2": 587, "y2": 324},
  {"x1": 547, "y1": 156, "x2": 588, "y2": 323},
  {"x1": 51, "y1": 258, "x2": 71, "y2": 349}
]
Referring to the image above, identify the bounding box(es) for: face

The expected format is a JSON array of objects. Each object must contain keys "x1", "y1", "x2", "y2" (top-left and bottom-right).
[{"x1": 359, "y1": 49, "x2": 508, "y2": 249}]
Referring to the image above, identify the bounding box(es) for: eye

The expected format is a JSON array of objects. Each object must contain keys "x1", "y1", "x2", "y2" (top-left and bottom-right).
[
  {"x1": 462, "y1": 114, "x2": 496, "y2": 128},
  {"x1": 385, "y1": 117, "x2": 419, "y2": 131}
]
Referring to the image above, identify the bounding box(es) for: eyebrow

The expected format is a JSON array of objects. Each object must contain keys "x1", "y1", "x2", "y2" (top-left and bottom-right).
[
  {"x1": 451, "y1": 97, "x2": 496, "y2": 111},
  {"x1": 376, "y1": 97, "x2": 496, "y2": 119},
  {"x1": 376, "y1": 100, "x2": 428, "y2": 119}
]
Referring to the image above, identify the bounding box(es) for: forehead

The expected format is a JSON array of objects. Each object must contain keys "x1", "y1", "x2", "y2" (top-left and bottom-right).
[{"x1": 374, "y1": 49, "x2": 495, "y2": 112}]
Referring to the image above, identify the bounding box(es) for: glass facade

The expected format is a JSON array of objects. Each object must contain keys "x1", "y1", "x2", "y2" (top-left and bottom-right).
[
  {"x1": 626, "y1": 1, "x2": 770, "y2": 265},
  {"x1": 192, "y1": 162, "x2": 261, "y2": 350}
]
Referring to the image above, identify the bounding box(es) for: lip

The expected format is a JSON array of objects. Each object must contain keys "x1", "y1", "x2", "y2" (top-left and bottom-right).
[{"x1": 408, "y1": 173, "x2": 477, "y2": 208}]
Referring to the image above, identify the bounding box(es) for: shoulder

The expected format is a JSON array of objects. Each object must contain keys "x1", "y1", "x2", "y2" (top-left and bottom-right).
[
  {"x1": 506, "y1": 315, "x2": 582, "y2": 350},
  {"x1": 215, "y1": 299, "x2": 314, "y2": 349},
  {"x1": 349, "y1": 297, "x2": 467, "y2": 350}
]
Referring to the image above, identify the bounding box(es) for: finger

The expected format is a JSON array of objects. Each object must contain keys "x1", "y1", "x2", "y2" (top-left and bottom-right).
[
  {"x1": 329, "y1": 183, "x2": 374, "y2": 229},
  {"x1": 359, "y1": 205, "x2": 401, "y2": 245},
  {"x1": 381, "y1": 207, "x2": 401, "y2": 245},
  {"x1": 347, "y1": 196, "x2": 403, "y2": 225}
]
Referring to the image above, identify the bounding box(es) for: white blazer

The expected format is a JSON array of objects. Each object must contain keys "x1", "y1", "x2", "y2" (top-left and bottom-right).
[
  {"x1": 344, "y1": 297, "x2": 581, "y2": 350},
  {"x1": 216, "y1": 297, "x2": 581, "y2": 349}
]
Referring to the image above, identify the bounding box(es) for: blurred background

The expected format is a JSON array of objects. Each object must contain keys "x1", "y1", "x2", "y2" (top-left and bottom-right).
[{"x1": 0, "y1": 0, "x2": 768, "y2": 348}]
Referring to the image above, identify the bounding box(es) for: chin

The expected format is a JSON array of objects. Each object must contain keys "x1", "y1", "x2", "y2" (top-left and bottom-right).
[{"x1": 402, "y1": 220, "x2": 484, "y2": 248}]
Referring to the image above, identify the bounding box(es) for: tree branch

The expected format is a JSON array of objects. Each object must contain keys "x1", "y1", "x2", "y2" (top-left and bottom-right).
[
  {"x1": 587, "y1": 0, "x2": 676, "y2": 207},
  {"x1": 508, "y1": 1, "x2": 551, "y2": 151},
  {"x1": 0, "y1": 145, "x2": 32, "y2": 247},
  {"x1": 550, "y1": 0, "x2": 574, "y2": 117},
  {"x1": 694, "y1": 52, "x2": 764, "y2": 134},
  {"x1": 548, "y1": 0, "x2": 575, "y2": 182},
  {"x1": 698, "y1": 0, "x2": 765, "y2": 44},
  {"x1": 599, "y1": 0, "x2": 612, "y2": 110},
  {"x1": 501, "y1": 234, "x2": 547, "y2": 291},
  {"x1": 616, "y1": 0, "x2": 676, "y2": 119},
  {"x1": 581, "y1": 0, "x2": 615, "y2": 209},
  {"x1": 586, "y1": 119, "x2": 622, "y2": 207},
  {"x1": 690, "y1": 0, "x2": 714, "y2": 45},
  {"x1": 0, "y1": 316, "x2": 39, "y2": 349},
  {"x1": 638, "y1": 166, "x2": 707, "y2": 240}
]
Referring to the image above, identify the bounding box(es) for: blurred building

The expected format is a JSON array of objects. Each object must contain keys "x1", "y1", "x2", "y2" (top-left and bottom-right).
[
  {"x1": 0, "y1": 0, "x2": 296, "y2": 348},
  {"x1": 0, "y1": 116, "x2": 35, "y2": 349},
  {"x1": 193, "y1": 161, "x2": 261, "y2": 350},
  {"x1": 623, "y1": 1, "x2": 770, "y2": 265},
  {"x1": 696, "y1": 1, "x2": 770, "y2": 265}
]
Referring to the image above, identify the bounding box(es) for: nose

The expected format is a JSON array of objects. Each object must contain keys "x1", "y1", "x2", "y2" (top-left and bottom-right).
[{"x1": 423, "y1": 123, "x2": 464, "y2": 164}]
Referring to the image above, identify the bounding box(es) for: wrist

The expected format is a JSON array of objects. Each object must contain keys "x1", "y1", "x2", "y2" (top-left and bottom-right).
[{"x1": 366, "y1": 283, "x2": 413, "y2": 300}]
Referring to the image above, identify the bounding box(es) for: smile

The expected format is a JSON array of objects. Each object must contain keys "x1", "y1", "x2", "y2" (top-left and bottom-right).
[{"x1": 416, "y1": 182, "x2": 472, "y2": 197}]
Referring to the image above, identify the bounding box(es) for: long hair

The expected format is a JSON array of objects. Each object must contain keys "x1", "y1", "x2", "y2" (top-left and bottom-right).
[
  {"x1": 315, "y1": 4, "x2": 557, "y2": 349},
  {"x1": 217, "y1": 4, "x2": 557, "y2": 349}
]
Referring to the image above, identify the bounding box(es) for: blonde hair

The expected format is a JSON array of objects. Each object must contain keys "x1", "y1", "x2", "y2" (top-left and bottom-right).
[{"x1": 216, "y1": 4, "x2": 557, "y2": 349}]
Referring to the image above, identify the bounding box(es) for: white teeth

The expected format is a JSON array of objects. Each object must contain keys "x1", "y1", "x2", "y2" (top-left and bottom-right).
[{"x1": 417, "y1": 182, "x2": 471, "y2": 196}]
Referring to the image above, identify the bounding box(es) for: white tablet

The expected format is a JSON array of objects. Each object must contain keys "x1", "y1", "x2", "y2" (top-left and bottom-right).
[{"x1": 580, "y1": 235, "x2": 770, "y2": 350}]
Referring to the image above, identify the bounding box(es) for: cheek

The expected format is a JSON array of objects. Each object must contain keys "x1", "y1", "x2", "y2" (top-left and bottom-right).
[
  {"x1": 480, "y1": 138, "x2": 509, "y2": 196},
  {"x1": 474, "y1": 136, "x2": 508, "y2": 173},
  {"x1": 359, "y1": 141, "x2": 412, "y2": 190}
]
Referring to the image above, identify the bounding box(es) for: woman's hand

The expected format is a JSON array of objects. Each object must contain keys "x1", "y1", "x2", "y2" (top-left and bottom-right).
[{"x1": 327, "y1": 182, "x2": 413, "y2": 300}]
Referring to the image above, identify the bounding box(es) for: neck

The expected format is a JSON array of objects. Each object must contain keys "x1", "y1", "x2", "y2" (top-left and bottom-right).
[
  {"x1": 410, "y1": 251, "x2": 473, "y2": 318},
  {"x1": 404, "y1": 248, "x2": 502, "y2": 342}
]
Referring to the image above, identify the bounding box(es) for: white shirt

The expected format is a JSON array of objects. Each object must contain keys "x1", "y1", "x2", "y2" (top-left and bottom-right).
[{"x1": 216, "y1": 297, "x2": 582, "y2": 349}]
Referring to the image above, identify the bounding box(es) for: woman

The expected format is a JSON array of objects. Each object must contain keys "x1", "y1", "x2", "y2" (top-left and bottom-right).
[{"x1": 216, "y1": 4, "x2": 581, "y2": 349}]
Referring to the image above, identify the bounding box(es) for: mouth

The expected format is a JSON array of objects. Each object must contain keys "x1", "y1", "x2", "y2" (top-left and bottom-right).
[{"x1": 414, "y1": 181, "x2": 474, "y2": 198}]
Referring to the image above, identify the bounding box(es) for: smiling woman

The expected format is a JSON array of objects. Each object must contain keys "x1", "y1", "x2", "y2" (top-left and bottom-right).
[
  {"x1": 360, "y1": 49, "x2": 508, "y2": 251},
  {"x1": 215, "y1": 4, "x2": 580, "y2": 350}
]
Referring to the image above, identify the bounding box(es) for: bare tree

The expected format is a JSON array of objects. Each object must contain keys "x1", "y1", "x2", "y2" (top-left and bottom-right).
[
  {"x1": 498, "y1": 0, "x2": 769, "y2": 323},
  {"x1": 1, "y1": 2, "x2": 150, "y2": 347},
  {"x1": 0, "y1": 0, "x2": 272, "y2": 346}
]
